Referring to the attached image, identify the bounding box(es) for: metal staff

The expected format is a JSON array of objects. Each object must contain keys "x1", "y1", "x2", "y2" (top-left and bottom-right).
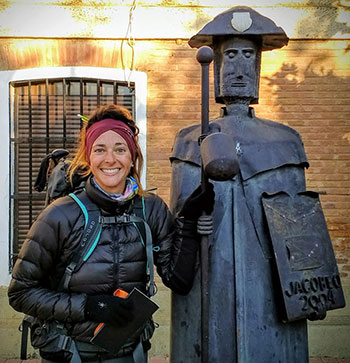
[{"x1": 196, "y1": 45, "x2": 214, "y2": 363}]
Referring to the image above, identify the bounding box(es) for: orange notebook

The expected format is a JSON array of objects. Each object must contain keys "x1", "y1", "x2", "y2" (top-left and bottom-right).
[{"x1": 90, "y1": 288, "x2": 159, "y2": 354}]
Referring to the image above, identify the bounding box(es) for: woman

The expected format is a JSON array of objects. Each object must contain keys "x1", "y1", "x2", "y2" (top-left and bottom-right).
[{"x1": 8, "y1": 104, "x2": 214, "y2": 362}]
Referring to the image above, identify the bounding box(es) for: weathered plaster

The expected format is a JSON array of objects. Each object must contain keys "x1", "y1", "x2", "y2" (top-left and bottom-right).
[{"x1": 0, "y1": 1, "x2": 349, "y2": 39}]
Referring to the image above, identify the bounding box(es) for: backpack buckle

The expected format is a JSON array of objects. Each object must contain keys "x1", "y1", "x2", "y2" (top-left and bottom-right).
[
  {"x1": 99, "y1": 215, "x2": 131, "y2": 224},
  {"x1": 118, "y1": 214, "x2": 131, "y2": 223}
]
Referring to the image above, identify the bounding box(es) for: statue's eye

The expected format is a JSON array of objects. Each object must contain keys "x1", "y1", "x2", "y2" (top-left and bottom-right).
[
  {"x1": 243, "y1": 50, "x2": 254, "y2": 58},
  {"x1": 226, "y1": 50, "x2": 237, "y2": 59}
]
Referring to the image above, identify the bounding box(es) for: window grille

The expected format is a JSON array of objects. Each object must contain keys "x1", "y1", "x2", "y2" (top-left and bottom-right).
[{"x1": 10, "y1": 78, "x2": 135, "y2": 268}]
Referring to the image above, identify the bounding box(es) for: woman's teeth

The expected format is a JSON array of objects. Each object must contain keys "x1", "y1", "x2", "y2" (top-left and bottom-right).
[{"x1": 102, "y1": 168, "x2": 120, "y2": 174}]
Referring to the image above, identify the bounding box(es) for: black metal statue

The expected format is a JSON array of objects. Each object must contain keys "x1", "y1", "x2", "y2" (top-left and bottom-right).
[{"x1": 170, "y1": 6, "x2": 345, "y2": 363}]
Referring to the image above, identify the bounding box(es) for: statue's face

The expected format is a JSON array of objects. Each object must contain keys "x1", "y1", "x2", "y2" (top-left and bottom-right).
[{"x1": 219, "y1": 37, "x2": 259, "y2": 102}]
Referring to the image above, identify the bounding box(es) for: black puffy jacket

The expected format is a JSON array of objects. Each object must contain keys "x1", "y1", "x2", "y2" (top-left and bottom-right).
[{"x1": 8, "y1": 178, "x2": 199, "y2": 342}]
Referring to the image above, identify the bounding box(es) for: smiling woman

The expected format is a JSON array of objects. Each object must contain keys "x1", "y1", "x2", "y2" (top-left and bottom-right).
[{"x1": 8, "y1": 104, "x2": 215, "y2": 362}]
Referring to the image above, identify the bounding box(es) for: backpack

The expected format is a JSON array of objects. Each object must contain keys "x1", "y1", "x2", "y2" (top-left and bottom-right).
[{"x1": 34, "y1": 149, "x2": 88, "y2": 206}]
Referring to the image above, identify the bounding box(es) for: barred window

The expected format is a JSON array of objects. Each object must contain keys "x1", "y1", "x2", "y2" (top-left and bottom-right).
[{"x1": 10, "y1": 78, "x2": 135, "y2": 268}]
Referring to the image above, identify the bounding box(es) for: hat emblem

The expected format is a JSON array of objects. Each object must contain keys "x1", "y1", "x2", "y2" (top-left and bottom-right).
[{"x1": 231, "y1": 12, "x2": 252, "y2": 32}]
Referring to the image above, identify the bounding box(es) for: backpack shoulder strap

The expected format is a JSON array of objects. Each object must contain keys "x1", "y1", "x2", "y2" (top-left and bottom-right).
[
  {"x1": 131, "y1": 196, "x2": 157, "y2": 297},
  {"x1": 130, "y1": 196, "x2": 147, "y2": 244},
  {"x1": 132, "y1": 195, "x2": 146, "y2": 220},
  {"x1": 58, "y1": 190, "x2": 102, "y2": 292}
]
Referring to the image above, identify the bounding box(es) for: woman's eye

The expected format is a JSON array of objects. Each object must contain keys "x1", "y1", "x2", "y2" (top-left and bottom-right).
[
  {"x1": 94, "y1": 148, "x2": 104, "y2": 153},
  {"x1": 115, "y1": 148, "x2": 127, "y2": 153},
  {"x1": 244, "y1": 50, "x2": 253, "y2": 58},
  {"x1": 227, "y1": 51, "x2": 236, "y2": 58}
]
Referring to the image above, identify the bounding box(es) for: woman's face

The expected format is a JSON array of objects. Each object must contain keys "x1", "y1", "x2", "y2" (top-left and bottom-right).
[{"x1": 89, "y1": 130, "x2": 133, "y2": 194}]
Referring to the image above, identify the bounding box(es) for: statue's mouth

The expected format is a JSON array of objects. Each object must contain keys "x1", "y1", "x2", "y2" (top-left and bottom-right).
[{"x1": 231, "y1": 83, "x2": 246, "y2": 87}]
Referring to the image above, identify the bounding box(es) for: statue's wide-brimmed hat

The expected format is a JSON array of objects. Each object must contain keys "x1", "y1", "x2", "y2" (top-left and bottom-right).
[{"x1": 189, "y1": 6, "x2": 288, "y2": 51}]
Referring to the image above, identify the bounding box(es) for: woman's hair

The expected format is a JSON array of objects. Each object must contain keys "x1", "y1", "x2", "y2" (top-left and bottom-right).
[{"x1": 68, "y1": 104, "x2": 145, "y2": 195}]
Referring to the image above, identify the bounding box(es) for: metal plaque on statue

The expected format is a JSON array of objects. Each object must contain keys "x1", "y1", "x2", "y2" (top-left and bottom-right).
[{"x1": 262, "y1": 191, "x2": 345, "y2": 322}]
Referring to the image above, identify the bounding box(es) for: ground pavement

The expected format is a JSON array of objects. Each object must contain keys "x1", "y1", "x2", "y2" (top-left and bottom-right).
[{"x1": 1, "y1": 358, "x2": 350, "y2": 362}]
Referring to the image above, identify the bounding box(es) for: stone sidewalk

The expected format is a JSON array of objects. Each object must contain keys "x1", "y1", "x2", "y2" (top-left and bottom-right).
[
  {"x1": 309, "y1": 359, "x2": 350, "y2": 363},
  {"x1": 1, "y1": 358, "x2": 350, "y2": 363}
]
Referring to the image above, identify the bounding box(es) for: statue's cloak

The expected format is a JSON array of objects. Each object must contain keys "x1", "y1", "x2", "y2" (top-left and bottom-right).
[{"x1": 170, "y1": 111, "x2": 310, "y2": 362}]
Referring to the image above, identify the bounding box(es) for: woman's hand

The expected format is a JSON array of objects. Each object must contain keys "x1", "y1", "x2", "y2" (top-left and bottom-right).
[
  {"x1": 179, "y1": 181, "x2": 215, "y2": 220},
  {"x1": 85, "y1": 295, "x2": 134, "y2": 326}
]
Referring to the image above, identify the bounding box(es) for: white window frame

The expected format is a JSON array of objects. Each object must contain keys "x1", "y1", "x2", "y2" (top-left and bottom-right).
[{"x1": 0, "y1": 66, "x2": 147, "y2": 284}]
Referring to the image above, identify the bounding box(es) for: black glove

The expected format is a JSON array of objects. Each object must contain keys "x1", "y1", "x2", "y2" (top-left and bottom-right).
[
  {"x1": 85, "y1": 294, "x2": 134, "y2": 327},
  {"x1": 179, "y1": 180, "x2": 215, "y2": 220}
]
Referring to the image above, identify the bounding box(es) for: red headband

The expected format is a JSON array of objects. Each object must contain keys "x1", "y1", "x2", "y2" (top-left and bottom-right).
[{"x1": 85, "y1": 119, "x2": 137, "y2": 162}]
